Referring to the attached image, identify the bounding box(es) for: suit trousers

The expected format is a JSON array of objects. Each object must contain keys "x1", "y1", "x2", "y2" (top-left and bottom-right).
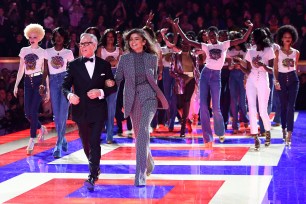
[
  {"x1": 77, "y1": 120, "x2": 104, "y2": 179},
  {"x1": 130, "y1": 85, "x2": 157, "y2": 186}
]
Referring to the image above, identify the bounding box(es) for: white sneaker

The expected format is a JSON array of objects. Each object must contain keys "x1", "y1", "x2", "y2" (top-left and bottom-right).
[{"x1": 38, "y1": 125, "x2": 48, "y2": 142}]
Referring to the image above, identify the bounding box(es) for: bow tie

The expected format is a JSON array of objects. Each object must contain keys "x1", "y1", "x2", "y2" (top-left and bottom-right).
[{"x1": 83, "y1": 57, "x2": 94, "y2": 63}]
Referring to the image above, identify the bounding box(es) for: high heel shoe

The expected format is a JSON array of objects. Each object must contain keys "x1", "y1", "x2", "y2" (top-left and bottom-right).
[
  {"x1": 219, "y1": 136, "x2": 225, "y2": 143},
  {"x1": 38, "y1": 125, "x2": 48, "y2": 142},
  {"x1": 285, "y1": 131, "x2": 292, "y2": 146},
  {"x1": 282, "y1": 129, "x2": 287, "y2": 141},
  {"x1": 186, "y1": 119, "x2": 192, "y2": 133},
  {"x1": 265, "y1": 131, "x2": 271, "y2": 147},
  {"x1": 254, "y1": 135, "x2": 260, "y2": 151},
  {"x1": 26, "y1": 138, "x2": 35, "y2": 155}
]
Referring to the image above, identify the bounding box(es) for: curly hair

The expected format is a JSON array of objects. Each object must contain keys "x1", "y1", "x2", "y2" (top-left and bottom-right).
[
  {"x1": 276, "y1": 25, "x2": 299, "y2": 47},
  {"x1": 51, "y1": 27, "x2": 70, "y2": 47},
  {"x1": 24, "y1": 24, "x2": 45, "y2": 41},
  {"x1": 101, "y1": 29, "x2": 117, "y2": 47},
  {"x1": 123, "y1": 28, "x2": 158, "y2": 55}
]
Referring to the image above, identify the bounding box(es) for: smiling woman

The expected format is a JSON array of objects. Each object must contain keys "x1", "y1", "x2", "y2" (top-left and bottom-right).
[{"x1": 115, "y1": 28, "x2": 168, "y2": 187}]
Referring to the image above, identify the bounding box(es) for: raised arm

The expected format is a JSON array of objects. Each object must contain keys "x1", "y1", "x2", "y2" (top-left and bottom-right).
[
  {"x1": 169, "y1": 17, "x2": 201, "y2": 49},
  {"x1": 230, "y1": 20, "x2": 253, "y2": 47}
]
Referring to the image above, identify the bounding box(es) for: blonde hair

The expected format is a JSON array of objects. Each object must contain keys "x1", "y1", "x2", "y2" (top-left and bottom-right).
[{"x1": 24, "y1": 24, "x2": 45, "y2": 41}]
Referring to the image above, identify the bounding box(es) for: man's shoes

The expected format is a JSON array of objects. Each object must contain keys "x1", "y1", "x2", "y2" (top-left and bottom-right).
[
  {"x1": 106, "y1": 140, "x2": 113, "y2": 144},
  {"x1": 84, "y1": 176, "x2": 96, "y2": 191},
  {"x1": 233, "y1": 129, "x2": 238, "y2": 134}
]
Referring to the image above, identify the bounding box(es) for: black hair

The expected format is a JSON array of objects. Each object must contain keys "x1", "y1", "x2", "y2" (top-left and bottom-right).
[
  {"x1": 207, "y1": 26, "x2": 218, "y2": 34},
  {"x1": 252, "y1": 28, "x2": 271, "y2": 48},
  {"x1": 229, "y1": 31, "x2": 247, "y2": 52},
  {"x1": 51, "y1": 27, "x2": 70, "y2": 47},
  {"x1": 142, "y1": 26, "x2": 156, "y2": 41},
  {"x1": 276, "y1": 25, "x2": 298, "y2": 47},
  {"x1": 101, "y1": 29, "x2": 117, "y2": 47},
  {"x1": 84, "y1": 27, "x2": 101, "y2": 42}
]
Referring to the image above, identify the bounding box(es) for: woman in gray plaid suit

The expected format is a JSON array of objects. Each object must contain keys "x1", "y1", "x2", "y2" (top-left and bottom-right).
[{"x1": 115, "y1": 28, "x2": 168, "y2": 186}]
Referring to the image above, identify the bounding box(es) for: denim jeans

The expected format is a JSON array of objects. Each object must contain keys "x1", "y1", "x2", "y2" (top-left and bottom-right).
[
  {"x1": 162, "y1": 67, "x2": 177, "y2": 129},
  {"x1": 272, "y1": 90, "x2": 281, "y2": 123},
  {"x1": 106, "y1": 68, "x2": 118, "y2": 141},
  {"x1": 200, "y1": 67, "x2": 225, "y2": 143},
  {"x1": 229, "y1": 69, "x2": 249, "y2": 130},
  {"x1": 49, "y1": 72, "x2": 69, "y2": 150},
  {"x1": 24, "y1": 74, "x2": 43, "y2": 138},
  {"x1": 278, "y1": 71, "x2": 299, "y2": 131},
  {"x1": 220, "y1": 68, "x2": 230, "y2": 127}
]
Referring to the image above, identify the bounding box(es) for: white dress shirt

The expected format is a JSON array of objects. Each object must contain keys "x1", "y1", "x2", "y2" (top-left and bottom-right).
[{"x1": 68, "y1": 55, "x2": 104, "y2": 101}]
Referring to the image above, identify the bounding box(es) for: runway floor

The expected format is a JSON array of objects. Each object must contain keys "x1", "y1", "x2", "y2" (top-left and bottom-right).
[{"x1": 0, "y1": 112, "x2": 306, "y2": 203}]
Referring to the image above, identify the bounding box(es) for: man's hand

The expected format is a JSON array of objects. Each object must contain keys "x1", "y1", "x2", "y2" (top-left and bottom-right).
[
  {"x1": 105, "y1": 79, "x2": 115, "y2": 87},
  {"x1": 69, "y1": 94, "x2": 80, "y2": 105},
  {"x1": 87, "y1": 89, "x2": 101, "y2": 99},
  {"x1": 245, "y1": 20, "x2": 253, "y2": 28}
]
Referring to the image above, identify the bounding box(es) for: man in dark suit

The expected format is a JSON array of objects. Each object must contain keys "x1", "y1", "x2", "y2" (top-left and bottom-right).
[{"x1": 62, "y1": 33, "x2": 116, "y2": 191}]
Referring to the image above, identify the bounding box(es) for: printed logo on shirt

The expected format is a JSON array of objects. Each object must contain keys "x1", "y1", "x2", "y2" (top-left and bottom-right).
[
  {"x1": 209, "y1": 49, "x2": 222, "y2": 60},
  {"x1": 24, "y1": 53, "x2": 39, "y2": 70},
  {"x1": 51, "y1": 56, "x2": 64, "y2": 69},
  {"x1": 282, "y1": 58, "x2": 294, "y2": 68},
  {"x1": 252, "y1": 55, "x2": 262, "y2": 68}
]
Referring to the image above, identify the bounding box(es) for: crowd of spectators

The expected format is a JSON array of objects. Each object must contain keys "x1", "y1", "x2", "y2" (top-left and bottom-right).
[
  {"x1": 0, "y1": 0, "x2": 306, "y2": 57},
  {"x1": 1, "y1": 0, "x2": 306, "y2": 135}
]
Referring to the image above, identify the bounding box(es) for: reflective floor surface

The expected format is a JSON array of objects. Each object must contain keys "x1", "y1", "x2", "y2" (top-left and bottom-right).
[{"x1": 0, "y1": 112, "x2": 306, "y2": 203}]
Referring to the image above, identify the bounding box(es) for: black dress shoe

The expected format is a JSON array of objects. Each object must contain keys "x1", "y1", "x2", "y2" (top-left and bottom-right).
[{"x1": 84, "y1": 177, "x2": 96, "y2": 191}]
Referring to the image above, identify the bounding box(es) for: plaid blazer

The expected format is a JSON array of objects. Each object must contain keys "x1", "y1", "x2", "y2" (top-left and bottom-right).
[{"x1": 115, "y1": 52, "x2": 168, "y2": 118}]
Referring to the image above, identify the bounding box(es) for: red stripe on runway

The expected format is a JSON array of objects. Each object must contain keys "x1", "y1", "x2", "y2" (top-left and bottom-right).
[
  {"x1": 0, "y1": 130, "x2": 79, "y2": 167},
  {"x1": 5, "y1": 178, "x2": 224, "y2": 203}
]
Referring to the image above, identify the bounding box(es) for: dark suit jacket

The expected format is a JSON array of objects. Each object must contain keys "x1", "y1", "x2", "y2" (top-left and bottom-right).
[
  {"x1": 62, "y1": 56, "x2": 117, "y2": 123},
  {"x1": 115, "y1": 52, "x2": 168, "y2": 118}
]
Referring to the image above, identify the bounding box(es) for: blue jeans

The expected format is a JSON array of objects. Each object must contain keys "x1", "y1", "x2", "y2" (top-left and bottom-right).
[
  {"x1": 273, "y1": 90, "x2": 281, "y2": 123},
  {"x1": 162, "y1": 67, "x2": 177, "y2": 129},
  {"x1": 49, "y1": 72, "x2": 69, "y2": 150},
  {"x1": 200, "y1": 67, "x2": 225, "y2": 143},
  {"x1": 106, "y1": 68, "x2": 117, "y2": 141},
  {"x1": 24, "y1": 74, "x2": 43, "y2": 138},
  {"x1": 229, "y1": 70, "x2": 249, "y2": 130},
  {"x1": 279, "y1": 71, "x2": 299, "y2": 131},
  {"x1": 258, "y1": 73, "x2": 273, "y2": 133}
]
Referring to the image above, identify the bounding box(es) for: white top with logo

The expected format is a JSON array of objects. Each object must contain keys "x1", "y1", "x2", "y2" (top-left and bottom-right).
[
  {"x1": 19, "y1": 46, "x2": 46, "y2": 75},
  {"x1": 245, "y1": 46, "x2": 275, "y2": 72},
  {"x1": 201, "y1": 40, "x2": 230, "y2": 70},
  {"x1": 45, "y1": 47, "x2": 74, "y2": 75},
  {"x1": 101, "y1": 47, "x2": 120, "y2": 68},
  {"x1": 278, "y1": 49, "x2": 297, "y2": 73}
]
